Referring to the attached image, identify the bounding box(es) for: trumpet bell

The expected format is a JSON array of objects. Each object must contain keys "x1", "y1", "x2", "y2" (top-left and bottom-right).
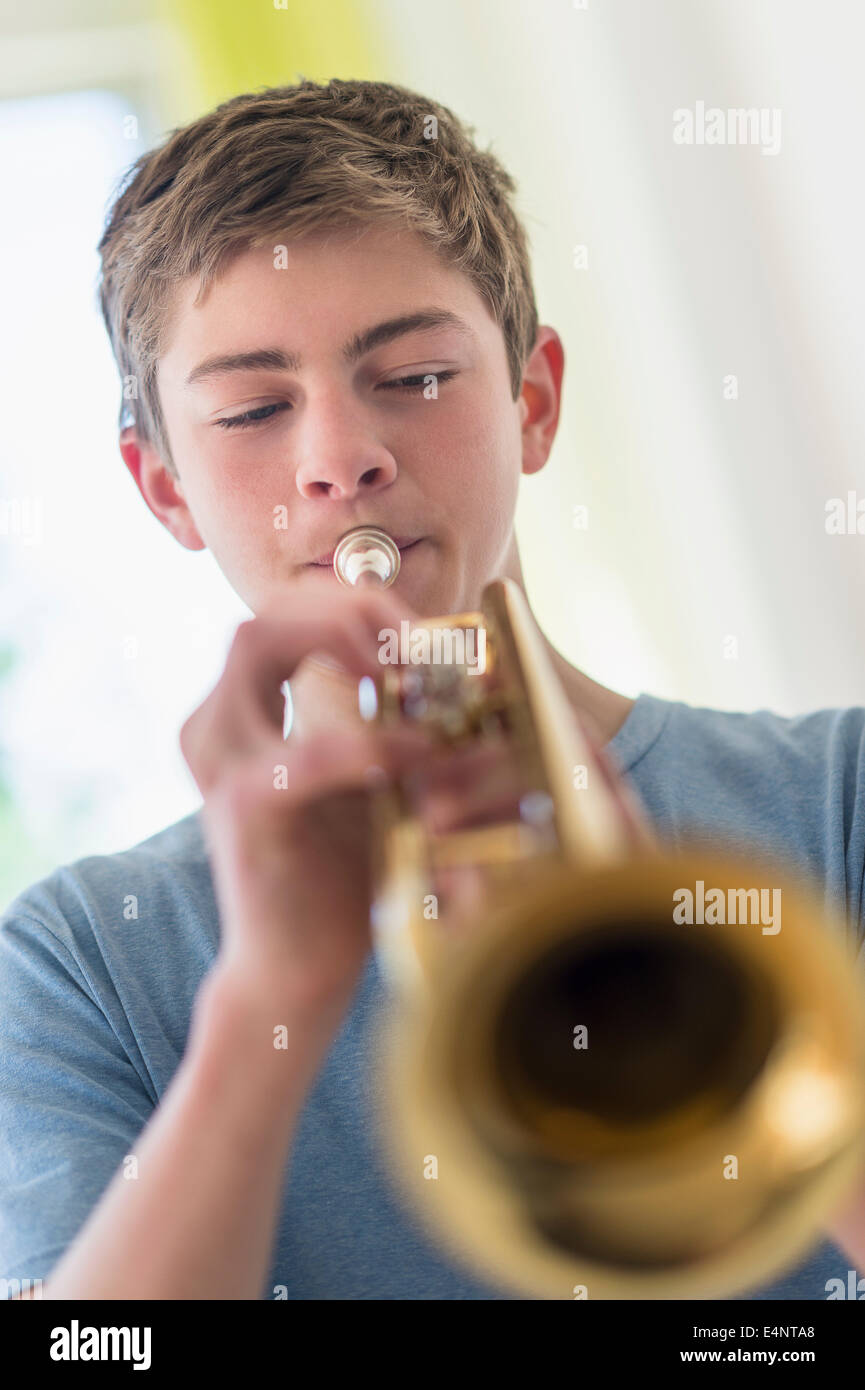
[{"x1": 377, "y1": 849, "x2": 865, "y2": 1300}]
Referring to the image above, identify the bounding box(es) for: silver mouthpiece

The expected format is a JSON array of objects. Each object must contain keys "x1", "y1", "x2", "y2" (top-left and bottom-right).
[{"x1": 332, "y1": 526, "x2": 402, "y2": 588}]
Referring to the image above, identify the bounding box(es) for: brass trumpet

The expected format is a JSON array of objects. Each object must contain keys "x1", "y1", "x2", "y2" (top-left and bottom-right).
[{"x1": 333, "y1": 524, "x2": 865, "y2": 1300}]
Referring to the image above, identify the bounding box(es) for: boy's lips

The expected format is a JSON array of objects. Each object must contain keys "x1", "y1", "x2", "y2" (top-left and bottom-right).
[{"x1": 306, "y1": 536, "x2": 424, "y2": 567}]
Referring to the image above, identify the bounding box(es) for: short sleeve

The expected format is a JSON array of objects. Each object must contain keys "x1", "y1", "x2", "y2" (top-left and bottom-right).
[{"x1": 0, "y1": 908, "x2": 155, "y2": 1294}]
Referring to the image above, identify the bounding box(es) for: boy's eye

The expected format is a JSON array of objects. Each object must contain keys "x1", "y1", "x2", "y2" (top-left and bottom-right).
[
  {"x1": 379, "y1": 370, "x2": 457, "y2": 392},
  {"x1": 215, "y1": 402, "x2": 290, "y2": 430},
  {"x1": 214, "y1": 370, "x2": 457, "y2": 430}
]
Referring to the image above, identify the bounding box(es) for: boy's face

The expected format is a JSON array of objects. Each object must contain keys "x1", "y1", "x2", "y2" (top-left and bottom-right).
[{"x1": 126, "y1": 222, "x2": 563, "y2": 618}]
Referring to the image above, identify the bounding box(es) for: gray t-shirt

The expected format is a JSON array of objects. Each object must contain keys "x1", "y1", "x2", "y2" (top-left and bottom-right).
[{"x1": 2, "y1": 693, "x2": 864, "y2": 1300}]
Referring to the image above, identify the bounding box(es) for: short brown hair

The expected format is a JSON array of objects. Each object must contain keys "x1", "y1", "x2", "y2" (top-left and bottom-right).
[{"x1": 97, "y1": 78, "x2": 539, "y2": 472}]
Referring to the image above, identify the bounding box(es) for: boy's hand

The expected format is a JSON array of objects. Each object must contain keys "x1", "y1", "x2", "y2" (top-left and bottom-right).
[
  {"x1": 181, "y1": 581, "x2": 435, "y2": 1025},
  {"x1": 181, "y1": 581, "x2": 645, "y2": 1034}
]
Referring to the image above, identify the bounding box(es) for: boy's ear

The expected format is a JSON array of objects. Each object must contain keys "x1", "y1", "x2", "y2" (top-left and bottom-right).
[
  {"x1": 518, "y1": 326, "x2": 564, "y2": 477},
  {"x1": 119, "y1": 427, "x2": 206, "y2": 551}
]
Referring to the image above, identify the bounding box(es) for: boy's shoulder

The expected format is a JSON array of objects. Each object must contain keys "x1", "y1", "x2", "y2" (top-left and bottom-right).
[
  {"x1": 613, "y1": 694, "x2": 865, "y2": 945},
  {"x1": 0, "y1": 810, "x2": 218, "y2": 1069},
  {"x1": 2, "y1": 808, "x2": 213, "y2": 938}
]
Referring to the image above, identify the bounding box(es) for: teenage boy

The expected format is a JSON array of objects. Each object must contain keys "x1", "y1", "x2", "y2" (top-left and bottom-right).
[{"x1": 2, "y1": 78, "x2": 864, "y2": 1301}]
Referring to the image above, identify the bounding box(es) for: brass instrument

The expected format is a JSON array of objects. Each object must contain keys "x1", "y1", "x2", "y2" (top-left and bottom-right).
[{"x1": 333, "y1": 524, "x2": 865, "y2": 1300}]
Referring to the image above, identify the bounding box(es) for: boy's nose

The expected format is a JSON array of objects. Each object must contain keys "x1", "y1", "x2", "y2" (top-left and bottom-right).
[
  {"x1": 294, "y1": 417, "x2": 398, "y2": 499},
  {"x1": 295, "y1": 457, "x2": 398, "y2": 499}
]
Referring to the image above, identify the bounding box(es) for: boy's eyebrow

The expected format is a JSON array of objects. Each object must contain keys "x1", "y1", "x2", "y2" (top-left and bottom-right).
[
  {"x1": 342, "y1": 308, "x2": 474, "y2": 363},
  {"x1": 184, "y1": 308, "x2": 474, "y2": 386}
]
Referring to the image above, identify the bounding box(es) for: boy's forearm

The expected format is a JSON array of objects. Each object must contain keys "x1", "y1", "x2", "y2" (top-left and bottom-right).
[{"x1": 43, "y1": 963, "x2": 336, "y2": 1300}]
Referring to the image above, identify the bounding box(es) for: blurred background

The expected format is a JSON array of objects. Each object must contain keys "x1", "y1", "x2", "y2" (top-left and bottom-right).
[{"x1": 1, "y1": 0, "x2": 863, "y2": 904}]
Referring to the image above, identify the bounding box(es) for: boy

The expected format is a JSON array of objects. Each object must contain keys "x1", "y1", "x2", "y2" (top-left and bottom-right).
[{"x1": 1, "y1": 77, "x2": 864, "y2": 1300}]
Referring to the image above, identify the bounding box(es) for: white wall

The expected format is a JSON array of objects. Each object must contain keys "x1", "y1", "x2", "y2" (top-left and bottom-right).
[{"x1": 378, "y1": 0, "x2": 865, "y2": 713}]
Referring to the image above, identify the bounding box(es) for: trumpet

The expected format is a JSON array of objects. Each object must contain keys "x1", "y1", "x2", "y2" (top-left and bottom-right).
[{"x1": 333, "y1": 524, "x2": 865, "y2": 1300}]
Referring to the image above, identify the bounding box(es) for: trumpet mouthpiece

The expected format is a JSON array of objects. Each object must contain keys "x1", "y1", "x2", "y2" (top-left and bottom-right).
[{"x1": 333, "y1": 526, "x2": 402, "y2": 588}]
